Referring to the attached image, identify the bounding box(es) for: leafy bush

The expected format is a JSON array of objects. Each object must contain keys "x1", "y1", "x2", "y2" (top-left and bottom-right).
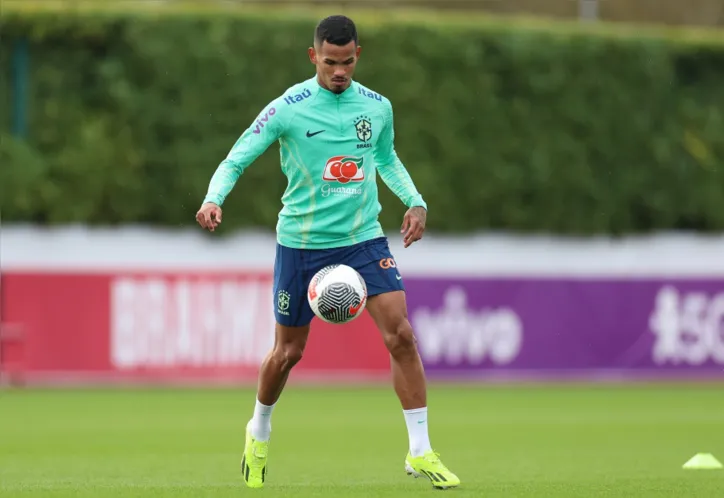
[{"x1": 1, "y1": 9, "x2": 723, "y2": 234}]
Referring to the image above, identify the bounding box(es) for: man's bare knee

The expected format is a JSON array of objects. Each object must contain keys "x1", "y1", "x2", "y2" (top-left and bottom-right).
[
  {"x1": 384, "y1": 319, "x2": 417, "y2": 359},
  {"x1": 271, "y1": 324, "x2": 309, "y2": 372},
  {"x1": 278, "y1": 343, "x2": 304, "y2": 369}
]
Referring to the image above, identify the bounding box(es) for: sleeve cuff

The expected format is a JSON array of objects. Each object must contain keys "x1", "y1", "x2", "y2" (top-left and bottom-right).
[
  {"x1": 408, "y1": 196, "x2": 427, "y2": 210},
  {"x1": 202, "y1": 195, "x2": 224, "y2": 206}
]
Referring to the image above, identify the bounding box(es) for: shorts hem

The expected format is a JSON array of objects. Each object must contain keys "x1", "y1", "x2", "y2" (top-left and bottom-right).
[
  {"x1": 274, "y1": 315, "x2": 314, "y2": 328},
  {"x1": 367, "y1": 284, "x2": 405, "y2": 298}
]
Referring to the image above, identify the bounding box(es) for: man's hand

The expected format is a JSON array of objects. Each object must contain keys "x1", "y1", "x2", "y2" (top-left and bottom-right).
[
  {"x1": 196, "y1": 202, "x2": 223, "y2": 232},
  {"x1": 401, "y1": 206, "x2": 427, "y2": 248}
]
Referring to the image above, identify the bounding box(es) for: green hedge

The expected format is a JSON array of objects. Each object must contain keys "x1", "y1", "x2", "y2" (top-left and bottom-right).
[{"x1": 1, "y1": 9, "x2": 723, "y2": 234}]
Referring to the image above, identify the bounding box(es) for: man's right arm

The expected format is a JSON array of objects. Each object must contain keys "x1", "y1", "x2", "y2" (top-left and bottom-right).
[{"x1": 202, "y1": 99, "x2": 287, "y2": 207}]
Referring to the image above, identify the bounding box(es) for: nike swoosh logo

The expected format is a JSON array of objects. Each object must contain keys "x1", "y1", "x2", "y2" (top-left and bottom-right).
[
  {"x1": 396, "y1": 275, "x2": 402, "y2": 280},
  {"x1": 306, "y1": 130, "x2": 325, "y2": 138},
  {"x1": 418, "y1": 419, "x2": 426, "y2": 424},
  {"x1": 349, "y1": 296, "x2": 366, "y2": 314}
]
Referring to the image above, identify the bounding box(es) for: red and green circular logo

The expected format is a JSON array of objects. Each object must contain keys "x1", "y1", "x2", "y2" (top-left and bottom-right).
[{"x1": 323, "y1": 156, "x2": 365, "y2": 183}]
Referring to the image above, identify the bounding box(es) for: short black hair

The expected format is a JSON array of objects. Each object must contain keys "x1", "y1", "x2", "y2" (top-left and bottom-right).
[{"x1": 314, "y1": 15, "x2": 358, "y2": 47}]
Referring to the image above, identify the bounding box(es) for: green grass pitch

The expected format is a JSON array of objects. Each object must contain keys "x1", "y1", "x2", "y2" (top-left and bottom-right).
[{"x1": 1, "y1": 383, "x2": 722, "y2": 497}]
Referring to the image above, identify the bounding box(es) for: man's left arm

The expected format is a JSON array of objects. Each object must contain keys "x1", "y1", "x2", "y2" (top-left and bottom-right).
[{"x1": 375, "y1": 101, "x2": 428, "y2": 248}]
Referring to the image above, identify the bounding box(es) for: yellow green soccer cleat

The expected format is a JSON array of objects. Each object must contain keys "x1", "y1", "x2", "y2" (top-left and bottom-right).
[
  {"x1": 405, "y1": 450, "x2": 460, "y2": 489},
  {"x1": 241, "y1": 422, "x2": 269, "y2": 489}
]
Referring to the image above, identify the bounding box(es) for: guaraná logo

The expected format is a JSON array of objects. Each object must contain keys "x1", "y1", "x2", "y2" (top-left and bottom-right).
[{"x1": 322, "y1": 156, "x2": 365, "y2": 184}]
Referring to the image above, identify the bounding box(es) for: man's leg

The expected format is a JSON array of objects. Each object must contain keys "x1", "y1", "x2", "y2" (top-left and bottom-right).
[
  {"x1": 366, "y1": 290, "x2": 460, "y2": 489},
  {"x1": 366, "y1": 291, "x2": 430, "y2": 453},
  {"x1": 242, "y1": 323, "x2": 312, "y2": 489},
  {"x1": 365, "y1": 291, "x2": 426, "y2": 411},
  {"x1": 243, "y1": 242, "x2": 315, "y2": 489},
  {"x1": 250, "y1": 323, "x2": 310, "y2": 440}
]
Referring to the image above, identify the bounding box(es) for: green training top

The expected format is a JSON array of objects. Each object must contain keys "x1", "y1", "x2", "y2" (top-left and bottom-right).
[{"x1": 203, "y1": 76, "x2": 427, "y2": 249}]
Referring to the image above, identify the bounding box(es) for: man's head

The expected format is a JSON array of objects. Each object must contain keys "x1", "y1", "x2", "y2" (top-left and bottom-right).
[{"x1": 309, "y1": 15, "x2": 361, "y2": 94}]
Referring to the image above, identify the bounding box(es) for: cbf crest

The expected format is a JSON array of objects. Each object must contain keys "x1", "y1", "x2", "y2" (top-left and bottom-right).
[
  {"x1": 277, "y1": 289, "x2": 291, "y2": 316},
  {"x1": 354, "y1": 115, "x2": 372, "y2": 143}
]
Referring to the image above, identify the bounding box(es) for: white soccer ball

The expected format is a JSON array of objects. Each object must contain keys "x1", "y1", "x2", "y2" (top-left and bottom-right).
[{"x1": 308, "y1": 264, "x2": 367, "y2": 324}]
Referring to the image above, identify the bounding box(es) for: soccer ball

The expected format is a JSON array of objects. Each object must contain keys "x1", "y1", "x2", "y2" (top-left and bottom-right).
[{"x1": 308, "y1": 264, "x2": 367, "y2": 324}]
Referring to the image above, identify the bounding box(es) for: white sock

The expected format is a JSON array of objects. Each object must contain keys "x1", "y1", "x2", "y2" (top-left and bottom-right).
[
  {"x1": 403, "y1": 407, "x2": 432, "y2": 457},
  {"x1": 250, "y1": 399, "x2": 275, "y2": 442}
]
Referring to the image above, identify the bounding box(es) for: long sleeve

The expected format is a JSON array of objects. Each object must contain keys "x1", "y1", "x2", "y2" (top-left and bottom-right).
[
  {"x1": 203, "y1": 101, "x2": 286, "y2": 206},
  {"x1": 374, "y1": 102, "x2": 428, "y2": 210}
]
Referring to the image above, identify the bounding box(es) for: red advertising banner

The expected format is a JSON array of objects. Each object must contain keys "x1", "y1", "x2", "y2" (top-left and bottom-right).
[{"x1": 0, "y1": 272, "x2": 391, "y2": 385}]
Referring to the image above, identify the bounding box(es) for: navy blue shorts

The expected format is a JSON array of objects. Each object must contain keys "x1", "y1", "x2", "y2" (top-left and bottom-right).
[{"x1": 273, "y1": 236, "x2": 405, "y2": 327}]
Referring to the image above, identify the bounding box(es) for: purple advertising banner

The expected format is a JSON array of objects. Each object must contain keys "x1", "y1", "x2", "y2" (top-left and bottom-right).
[{"x1": 405, "y1": 278, "x2": 724, "y2": 379}]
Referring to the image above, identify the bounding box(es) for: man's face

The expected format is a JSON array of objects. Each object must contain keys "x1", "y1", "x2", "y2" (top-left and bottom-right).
[{"x1": 309, "y1": 40, "x2": 361, "y2": 93}]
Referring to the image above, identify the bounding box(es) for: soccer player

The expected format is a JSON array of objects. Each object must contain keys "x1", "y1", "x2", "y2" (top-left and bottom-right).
[{"x1": 196, "y1": 15, "x2": 460, "y2": 490}]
